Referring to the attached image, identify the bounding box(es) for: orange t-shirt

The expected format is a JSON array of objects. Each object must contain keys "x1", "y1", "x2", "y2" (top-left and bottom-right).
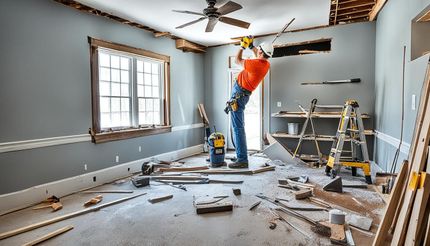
[{"x1": 237, "y1": 58, "x2": 270, "y2": 92}]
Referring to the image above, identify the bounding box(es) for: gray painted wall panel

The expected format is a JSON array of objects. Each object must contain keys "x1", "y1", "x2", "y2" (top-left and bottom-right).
[{"x1": 0, "y1": 0, "x2": 204, "y2": 194}]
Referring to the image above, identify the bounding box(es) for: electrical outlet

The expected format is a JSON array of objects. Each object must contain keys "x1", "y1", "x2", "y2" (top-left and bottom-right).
[
  {"x1": 84, "y1": 164, "x2": 87, "y2": 171},
  {"x1": 115, "y1": 155, "x2": 119, "y2": 163},
  {"x1": 277, "y1": 101, "x2": 282, "y2": 107},
  {"x1": 139, "y1": 146, "x2": 142, "y2": 152},
  {"x1": 412, "y1": 94, "x2": 416, "y2": 110}
]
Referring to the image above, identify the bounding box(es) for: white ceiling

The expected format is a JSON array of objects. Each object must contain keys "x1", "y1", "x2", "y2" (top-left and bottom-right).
[{"x1": 77, "y1": 0, "x2": 331, "y2": 46}]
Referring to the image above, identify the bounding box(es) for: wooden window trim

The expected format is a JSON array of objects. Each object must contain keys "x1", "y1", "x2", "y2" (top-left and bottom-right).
[{"x1": 88, "y1": 37, "x2": 171, "y2": 143}]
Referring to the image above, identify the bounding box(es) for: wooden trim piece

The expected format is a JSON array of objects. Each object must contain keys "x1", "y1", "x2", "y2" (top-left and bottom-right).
[
  {"x1": 158, "y1": 166, "x2": 209, "y2": 172},
  {"x1": 164, "y1": 62, "x2": 171, "y2": 126},
  {"x1": 154, "y1": 32, "x2": 170, "y2": 38},
  {"x1": 334, "y1": 0, "x2": 340, "y2": 25},
  {"x1": 175, "y1": 39, "x2": 206, "y2": 53},
  {"x1": 90, "y1": 44, "x2": 101, "y2": 133},
  {"x1": 89, "y1": 37, "x2": 170, "y2": 62},
  {"x1": 417, "y1": 10, "x2": 430, "y2": 22},
  {"x1": 373, "y1": 161, "x2": 409, "y2": 246},
  {"x1": 0, "y1": 193, "x2": 146, "y2": 240},
  {"x1": 369, "y1": 0, "x2": 388, "y2": 21},
  {"x1": 92, "y1": 126, "x2": 172, "y2": 143},
  {"x1": 23, "y1": 225, "x2": 74, "y2": 246},
  {"x1": 274, "y1": 38, "x2": 332, "y2": 48}
]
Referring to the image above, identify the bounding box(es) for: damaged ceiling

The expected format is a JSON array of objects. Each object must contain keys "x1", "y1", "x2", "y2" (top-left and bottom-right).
[{"x1": 75, "y1": 0, "x2": 332, "y2": 46}]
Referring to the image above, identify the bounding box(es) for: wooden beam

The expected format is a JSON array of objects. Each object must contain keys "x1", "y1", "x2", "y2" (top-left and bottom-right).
[
  {"x1": 417, "y1": 9, "x2": 430, "y2": 22},
  {"x1": 175, "y1": 39, "x2": 206, "y2": 53},
  {"x1": 334, "y1": 0, "x2": 340, "y2": 25},
  {"x1": 369, "y1": 0, "x2": 388, "y2": 21},
  {"x1": 336, "y1": 8, "x2": 372, "y2": 17},
  {"x1": 154, "y1": 32, "x2": 170, "y2": 38},
  {"x1": 332, "y1": 0, "x2": 374, "y2": 5},
  {"x1": 22, "y1": 226, "x2": 74, "y2": 246},
  {"x1": 336, "y1": 2, "x2": 375, "y2": 11},
  {"x1": 337, "y1": 14, "x2": 369, "y2": 21}
]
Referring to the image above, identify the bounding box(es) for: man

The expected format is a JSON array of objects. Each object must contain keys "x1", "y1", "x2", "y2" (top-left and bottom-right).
[{"x1": 227, "y1": 37, "x2": 273, "y2": 168}]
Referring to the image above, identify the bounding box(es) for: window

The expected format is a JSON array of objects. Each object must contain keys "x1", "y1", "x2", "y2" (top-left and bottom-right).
[{"x1": 89, "y1": 37, "x2": 171, "y2": 143}]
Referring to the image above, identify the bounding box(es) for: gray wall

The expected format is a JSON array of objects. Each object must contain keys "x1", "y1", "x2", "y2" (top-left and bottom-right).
[
  {"x1": 0, "y1": 0, "x2": 204, "y2": 194},
  {"x1": 374, "y1": 0, "x2": 430, "y2": 171},
  {"x1": 204, "y1": 22, "x2": 376, "y2": 155}
]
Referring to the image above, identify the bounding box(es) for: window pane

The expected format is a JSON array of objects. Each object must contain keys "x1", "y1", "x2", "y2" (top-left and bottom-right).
[
  {"x1": 100, "y1": 68, "x2": 110, "y2": 81},
  {"x1": 111, "y1": 69, "x2": 120, "y2": 82},
  {"x1": 138, "y1": 98, "x2": 145, "y2": 112},
  {"x1": 152, "y1": 64, "x2": 159, "y2": 74},
  {"x1": 99, "y1": 53, "x2": 110, "y2": 67},
  {"x1": 146, "y1": 112, "x2": 154, "y2": 124},
  {"x1": 137, "y1": 73, "x2": 143, "y2": 84},
  {"x1": 111, "y1": 98, "x2": 120, "y2": 112},
  {"x1": 100, "y1": 97, "x2": 110, "y2": 113},
  {"x1": 111, "y1": 55, "x2": 120, "y2": 68},
  {"x1": 101, "y1": 113, "x2": 111, "y2": 128},
  {"x1": 111, "y1": 112, "x2": 121, "y2": 126},
  {"x1": 144, "y1": 73, "x2": 151, "y2": 85},
  {"x1": 121, "y1": 98, "x2": 129, "y2": 111},
  {"x1": 121, "y1": 70, "x2": 129, "y2": 83},
  {"x1": 99, "y1": 82, "x2": 110, "y2": 96},
  {"x1": 152, "y1": 74, "x2": 159, "y2": 86},
  {"x1": 152, "y1": 86, "x2": 159, "y2": 98},
  {"x1": 137, "y1": 60, "x2": 144, "y2": 72},
  {"x1": 112, "y1": 83, "x2": 120, "y2": 96},
  {"x1": 121, "y1": 83, "x2": 129, "y2": 96},
  {"x1": 144, "y1": 86, "x2": 152, "y2": 97},
  {"x1": 138, "y1": 112, "x2": 145, "y2": 125},
  {"x1": 146, "y1": 99, "x2": 153, "y2": 112},
  {"x1": 137, "y1": 85, "x2": 144, "y2": 97},
  {"x1": 144, "y1": 62, "x2": 151, "y2": 73},
  {"x1": 154, "y1": 113, "x2": 160, "y2": 125},
  {"x1": 121, "y1": 112, "x2": 130, "y2": 125},
  {"x1": 120, "y1": 57, "x2": 129, "y2": 69},
  {"x1": 154, "y1": 99, "x2": 160, "y2": 112}
]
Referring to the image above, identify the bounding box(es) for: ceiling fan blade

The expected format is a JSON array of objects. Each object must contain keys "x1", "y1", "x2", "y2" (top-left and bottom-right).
[
  {"x1": 172, "y1": 10, "x2": 205, "y2": 16},
  {"x1": 219, "y1": 16, "x2": 250, "y2": 29},
  {"x1": 205, "y1": 18, "x2": 219, "y2": 32},
  {"x1": 176, "y1": 17, "x2": 207, "y2": 29},
  {"x1": 217, "y1": 1, "x2": 242, "y2": 15}
]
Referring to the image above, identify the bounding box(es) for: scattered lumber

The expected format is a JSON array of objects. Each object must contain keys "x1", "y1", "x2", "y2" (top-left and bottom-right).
[
  {"x1": 320, "y1": 221, "x2": 347, "y2": 245},
  {"x1": 308, "y1": 197, "x2": 332, "y2": 209},
  {"x1": 187, "y1": 165, "x2": 275, "y2": 175},
  {"x1": 32, "y1": 202, "x2": 63, "y2": 212},
  {"x1": 22, "y1": 225, "x2": 74, "y2": 246},
  {"x1": 81, "y1": 190, "x2": 134, "y2": 194},
  {"x1": 249, "y1": 201, "x2": 261, "y2": 211},
  {"x1": 0, "y1": 193, "x2": 146, "y2": 240},
  {"x1": 158, "y1": 166, "x2": 209, "y2": 172},
  {"x1": 286, "y1": 179, "x2": 315, "y2": 189},
  {"x1": 148, "y1": 194, "x2": 173, "y2": 203},
  {"x1": 149, "y1": 175, "x2": 205, "y2": 180},
  {"x1": 84, "y1": 195, "x2": 103, "y2": 207},
  {"x1": 196, "y1": 201, "x2": 233, "y2": 214},
  {"x1": 195, "y1": 197, "x2": 226, "y2": 206},
  {"x1": 294, "y1": 189, "x2": 312, "y2": 200}
]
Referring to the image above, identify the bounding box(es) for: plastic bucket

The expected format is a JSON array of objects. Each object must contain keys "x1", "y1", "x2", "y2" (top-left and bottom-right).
[{"x1": 288, "y1": 123, "x2": 299, "y2": 135}]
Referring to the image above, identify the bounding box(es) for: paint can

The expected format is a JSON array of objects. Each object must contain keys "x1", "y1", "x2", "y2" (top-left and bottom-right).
[
  {"x1": 288, "y1": 123, "x2": 299, "y2": 135},
  {"x1": 329, "y1": 209, "x2": 346, "y2": 225}
]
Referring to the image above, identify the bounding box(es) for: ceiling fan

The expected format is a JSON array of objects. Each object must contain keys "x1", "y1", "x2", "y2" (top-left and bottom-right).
[{"x1": 173, "y1": 0, "x2": 250, "y2": 32}]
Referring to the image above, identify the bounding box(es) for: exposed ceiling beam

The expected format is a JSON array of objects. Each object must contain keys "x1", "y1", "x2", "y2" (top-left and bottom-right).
[
  {"x1": 332, "y1": 2, "x2": 375, "y2": 11},
  {"x1": 334, "y1": 0, "x2": 340, "y2": 25},
  {"x1": 369, "y1": 0, "x2": 388, "y2": 21},
  {"x1": 417, "y1": 10, "x2": 430, "y2": 22},
  {"x1": 335, "y1": 8, "x2": 372, "y2": 17},
  {"x1": 332, "y1": 0, "x2": 374, "y2": 5},
  {"x1": 338, "y1": 14, "x2": 369, "y2": 22}
]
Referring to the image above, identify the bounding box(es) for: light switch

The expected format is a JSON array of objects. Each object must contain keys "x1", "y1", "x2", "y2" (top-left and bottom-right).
[
  {"x1": 277, "y1": 101, "x2": 282, "y2": 107},
  {"x1": 412, "y1": 94, "x2": 416, "y2": 110}
]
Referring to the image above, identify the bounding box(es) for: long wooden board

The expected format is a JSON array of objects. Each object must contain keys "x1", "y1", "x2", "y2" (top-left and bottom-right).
[
  {"x1": 0, "y1": 193, "x2": 145, "y2": 240},
  {"x1": 373, "y1": 161, "x2": 409, "y2": 245},
  {"x1": 23, "y1": 225, "x2": 73, "y2": 246}
]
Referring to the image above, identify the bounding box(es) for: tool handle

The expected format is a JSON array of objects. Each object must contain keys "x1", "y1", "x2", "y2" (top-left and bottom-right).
[{"x1": 350, "y1": 78, "x2": 361, "y2": 83}]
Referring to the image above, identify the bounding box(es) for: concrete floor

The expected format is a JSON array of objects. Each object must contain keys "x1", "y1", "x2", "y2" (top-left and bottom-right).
[{"x1": 0, "y1": 153, "x2": 384, "y2": 246}]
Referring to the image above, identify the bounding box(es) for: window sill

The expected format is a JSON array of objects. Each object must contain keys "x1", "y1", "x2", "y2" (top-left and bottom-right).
[{"x1": 91, "y1": 125, "x2": 172, "y2": 143}]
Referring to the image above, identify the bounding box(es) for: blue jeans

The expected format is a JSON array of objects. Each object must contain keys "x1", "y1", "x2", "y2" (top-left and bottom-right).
[{"x1": 230, "y1": 82, "x2": 251, "y2": 163}]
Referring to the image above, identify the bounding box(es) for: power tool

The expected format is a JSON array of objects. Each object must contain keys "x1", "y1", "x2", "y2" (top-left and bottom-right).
[{"x1": 208, "y1": 130, "x2": 225, "y2": 167}]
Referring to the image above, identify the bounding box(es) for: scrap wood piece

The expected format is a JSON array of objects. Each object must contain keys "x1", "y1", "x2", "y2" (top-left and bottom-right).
[
  {"x1": 0, "y1": 193, "x2": 146, "y2": 240},
  {"x1": 342, "y1": 184, "x2": 368, "y2": 189},
  {"x1": 195, "y1": 197, "x2": 226, "y2": 206},
  {"x1": 81, "y1": 190, "x2": 134, "y2": 194},
  {"x1": 196, "y1": 201, "x2": 233, "y2": 214},
  {"x1": 84, "y1": 195, "x2": 103, "y2": 207},
  {"x1": 197, "y1": 103, "x2": 210, "y2": 124},
  {"x1": 308, "y1": 197, "x2": 332, "y2": 209},
  {"x1": 148, "y1": 194, "x2": 173, "y2": 203},
  {"x1": 189, "y1": 169, "x2": 254, "y2": 175},
  {"x1": 319, "y1": 221, "x2": 347, "y2": 245},
  {"x1": 373, "y1": 160, "x2": 409, "y2": 245},
  {"x1": 274, "y1": 211, "x2": 312, "y2": 238},
  {"x1": 22, "y1": 225, "x2": 74, "y2": 246},
  {"x1": 158, "y1": 166, "x2": 209, "y2": 172},
  {"x1": 41, "y1": 196, "x2": 60, "y2": 204},
  {"x1": 32, "y1": 202, "x2": 63, "y2": 212},
  {"x1": 208, "y1": 179, "x2": 244, "y2": 184},
  {"x1": 287, "y1": 179, "x2": 315, "y2": 188},
  {"x1": 294, "y1": 189, "x2": 313, "y2": 200},
  {"x1": 249, "y1": 201, "x2": 261, "y2": 211},
  {"x1": 278, "y1": 184, "x2": 299, "y2": 191},
  {"x1": 150, "y1": 175, "x2": 205, "y2": 180},
  {"x1": 252, "y1": 165, "x2": 275, "y2": 174}
]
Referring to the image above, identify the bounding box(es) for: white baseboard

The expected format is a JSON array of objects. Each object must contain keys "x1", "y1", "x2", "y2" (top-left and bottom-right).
[
  {"x1": 374, "y1": 130, "x2": 410, "y2": 154},
  {"x1": 0, "y1": 144, "x2": 204, "y2": 216}
]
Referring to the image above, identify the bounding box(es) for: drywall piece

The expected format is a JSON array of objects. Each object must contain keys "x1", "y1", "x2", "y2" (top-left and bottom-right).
[
  {"x1": 263, "y1": 142, "x2": 296, "y2": 164},
  {"x1": 346, "y1": 214, "x2": 373, "y2": 231}
]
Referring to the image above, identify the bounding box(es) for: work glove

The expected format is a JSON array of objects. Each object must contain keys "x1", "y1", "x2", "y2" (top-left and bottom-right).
[{"x1": 240, "y1": 35, "x2": 254, "y2": 50}]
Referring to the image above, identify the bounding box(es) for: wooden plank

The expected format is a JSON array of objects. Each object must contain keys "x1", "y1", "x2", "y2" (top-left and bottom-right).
[
  {"x1": 196, "y1": 202, "x2": 233, "y2": 214},
  {"x1": 252, "y1": 165, "x2": 276, "y2": 174},
  {"x1": 81, "y1": 190, "x2": 134, "y2": 194},
  {"x1": 197, "y1": 104, "x2": 210, "y2": 125},
  {"x1": 22, "y1": 225, "x2": 74, "y2": 246},
  {"x1": 338, "y1": 14, "x2": 369, "y2": 22},
  {"x1": 373, "y1": 161, "x2": 409, "y2": 246},
  {"x1": 392, "y1": 66, "x2": 430, "y2": 245},
  {"x1": 369, "y1": 0, "x2": 388, "y2": 21},
  {"x1": 0, "y1": 193, "x2": 146, "y2": 240},
  {"x1": 158, "y1": 166, "x2": 209, "y2": 172},
  {"x1": 148, "y1": 194, "x2": 173, "y2": 203},
  {"x1": 154, "y1": 32, "x2": 170, "y2": 38},
  {"x1": 175, "y1": 39, "x2": 206, "y2": 53},
  {"x1": 294, "y1": 189, "x2": 313, "y2": 200},
  {"x1": 417, "y1": 9, "x2": 430, "y2": 22},
  {"x1": 404, "y1": 172, "x2": 430, "y2": 245}
]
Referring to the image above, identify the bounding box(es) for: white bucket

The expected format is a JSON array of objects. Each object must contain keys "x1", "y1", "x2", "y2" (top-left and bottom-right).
[{"x1": 288, "y1": 123, "x2": 299, "y2": 135}]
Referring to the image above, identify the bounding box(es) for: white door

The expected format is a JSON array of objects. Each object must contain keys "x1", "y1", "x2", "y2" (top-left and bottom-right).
[{"x1": 228, "y1": 67, "x2": 263, "y2": 151}]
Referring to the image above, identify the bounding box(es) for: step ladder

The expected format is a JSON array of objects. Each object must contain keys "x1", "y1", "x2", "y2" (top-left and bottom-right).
[{"x1": 325, "y1": 100, "x2": 372, "y2": 184}]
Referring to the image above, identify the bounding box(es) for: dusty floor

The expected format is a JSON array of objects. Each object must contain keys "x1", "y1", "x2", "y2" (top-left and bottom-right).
[{"x1": 0, "y1": 153, "x2": 385, "y2": 246}]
